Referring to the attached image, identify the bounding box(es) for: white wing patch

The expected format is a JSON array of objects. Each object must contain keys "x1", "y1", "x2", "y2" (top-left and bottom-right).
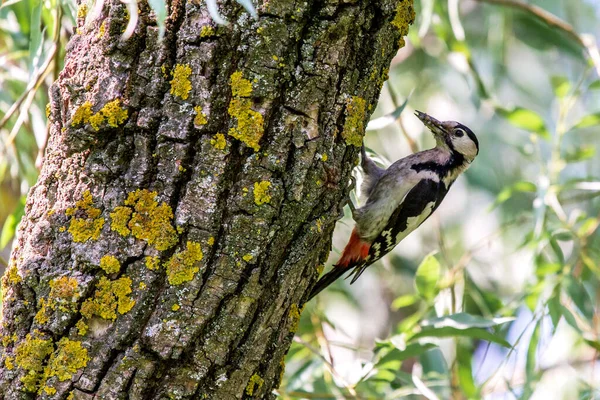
[
  {"x1": 381, "y1": 229, "x2": 394, "y2": 250},
  {"x1": 394, "y1": 201, "x2": 437, "y2": 245}
]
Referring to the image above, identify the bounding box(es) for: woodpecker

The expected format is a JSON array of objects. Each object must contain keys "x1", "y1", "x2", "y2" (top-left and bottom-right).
[{"x1": 309, "y1": 111, "x2": 479, "y2": 300}]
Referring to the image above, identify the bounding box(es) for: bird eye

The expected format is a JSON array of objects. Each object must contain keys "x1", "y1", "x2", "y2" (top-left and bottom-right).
[{"x1": 454, "y1": 129, "x2": 464, "y2": 137}]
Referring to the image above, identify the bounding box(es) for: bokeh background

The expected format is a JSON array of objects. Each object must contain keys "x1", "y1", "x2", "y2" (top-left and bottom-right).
[{"x1": 1, "y1": 0, "x2": 600, "y2": 399}]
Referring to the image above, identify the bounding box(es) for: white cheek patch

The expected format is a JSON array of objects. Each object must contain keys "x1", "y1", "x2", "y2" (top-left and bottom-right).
[{"x1": 452, "y1": 136, "x2": 478, "y2": 159}]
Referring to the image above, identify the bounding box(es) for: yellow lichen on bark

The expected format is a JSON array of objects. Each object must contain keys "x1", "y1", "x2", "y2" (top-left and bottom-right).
[
  {"x1": 170, "y1": 64, "x2": 193, "y2": 100},
  {"x1": 194, "y1": 105, "x2": 208, "y2": 126},
  {"x1": 110, "y1": 189, "x2": 178, "y2": 251},
  {"x1": 80, "y1": 277, "x2": 135, "y2": 320},
  {"x1": 253, "y1": 181, "x2": 272, "y2": 205},
  {"x1": 342, "y1": 96, "x2": 367, "y2": 147},
  {"x1": 165, "y1": 241, "x2": 203, "y2": 285},
  {"x1": 67, "y1": 190, "x2": 105, "y2": 242},
  {"x1": 245, "y1": 373, "x2": 264, "y2": 396},
  {"x1": 100, "y1": 255, "x2": 121, "y2": 274},
  {"x1": 391, "y1": 0, "x2": 416, "y2": 47},
  {"x1": 227, "y1": 71, "x2": 264, "y2": 151}
]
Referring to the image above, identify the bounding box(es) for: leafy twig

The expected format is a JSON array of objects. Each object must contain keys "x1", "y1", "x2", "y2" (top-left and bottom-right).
[{"x1": 474, "y1": 0, "x2": 600, "y2": 76}]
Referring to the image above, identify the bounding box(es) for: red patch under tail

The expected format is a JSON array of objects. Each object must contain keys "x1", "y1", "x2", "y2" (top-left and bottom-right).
[{"x1": 337, "y1": 228, "x2": 371, "y2": 268}]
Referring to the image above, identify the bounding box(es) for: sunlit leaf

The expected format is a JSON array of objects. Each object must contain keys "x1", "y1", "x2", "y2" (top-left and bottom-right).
[
  {"x1": 0, "y1": 197, "x2": 25, "y2": 248},
  {"x1": 563, "y1": 145, "x2": 596, "y2": 163},
  {"x1": 497, "y1": 107, "x2": 549, "y2": 139},
  {"x1": 415, "y1": 252, "x2": 440, "y2": 301},
  {"x1": 550, "y1": 76, "x2": 571, "y2": 98},
  {"x1": 574, "y1": 112, "x2": 600, "y2": 128},
  {"x1": 419, "y1": 313, "x2": 514, "y2": 329},
  {"x1": 411, "y1": 326, "x2": 512, "y2": 348},
  {"x1": 589, "y1": 80, "x2": 600, "y2": 90},
  {"x1": 391, "y1": 294, "x2": 419, "y2": 310},
  {"x1": 410, "y1": 313, "x2": 513, "y2": 347},
  {"x1": 526, "y1": 319, "x2": 541, "y2": 380}
]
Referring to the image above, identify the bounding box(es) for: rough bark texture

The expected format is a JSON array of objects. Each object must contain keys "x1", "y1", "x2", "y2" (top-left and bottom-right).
[{"x1": 0, "y1": 0, "x2": 414, "y2": 398}]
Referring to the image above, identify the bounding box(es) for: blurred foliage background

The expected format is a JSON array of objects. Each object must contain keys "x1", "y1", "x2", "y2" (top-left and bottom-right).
[{"x1": 1, "y1": 0, "x2": 600, "y2": 399}]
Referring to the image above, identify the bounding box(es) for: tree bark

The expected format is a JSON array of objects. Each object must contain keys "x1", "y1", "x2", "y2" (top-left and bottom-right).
[{"x1": 0, "y1": 0, "x2": 414, "y2": 398}]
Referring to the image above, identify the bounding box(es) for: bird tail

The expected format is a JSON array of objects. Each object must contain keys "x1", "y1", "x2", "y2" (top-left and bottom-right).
[{"x1": 307, "y1": 228, "x2": 370, "y2": 300}]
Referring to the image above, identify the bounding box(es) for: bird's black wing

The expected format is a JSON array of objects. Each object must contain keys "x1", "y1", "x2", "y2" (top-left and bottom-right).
[{"x1": 347, "y1": 178, "x2": 448, "y2": 283}]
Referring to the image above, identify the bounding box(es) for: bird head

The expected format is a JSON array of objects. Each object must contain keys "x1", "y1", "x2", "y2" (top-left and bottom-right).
[{"x1": 415, "y1": 110, "x2": 479, "y2": 162}]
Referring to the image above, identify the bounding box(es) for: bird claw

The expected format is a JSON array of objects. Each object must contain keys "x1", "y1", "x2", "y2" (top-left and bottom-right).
[{"x1": 337, "y1": 175, "x2": 357, "y2": 220}]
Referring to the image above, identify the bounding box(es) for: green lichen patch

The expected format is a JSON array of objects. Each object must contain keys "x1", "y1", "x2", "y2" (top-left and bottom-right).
[
  {"x1": 342, "y1": 96, "x2": 367, "y2": 147},
  {"x1": 245, "y1": 373, "x2": 264, "y2": 396},
  {"x1": 170, "y1": 64, "x2": 193, "y2": 100},
  {"x1": 14, "y1": 334, "x2": 54, "y2": 392},
  {"x1": 100, "y1": 255, "x2": 121, "y2": 274},
  {"x1": 67, "y1": 190, "x2": 105, "y2": 242},
  {"x1": 392, "y1": 0, "x2": 416, "y2": 47},
  {"x1": 194, "y1": 105, "x2": 208, "y2": 126},
  {"x1": 228, "y1": 71, "x2": 264, "y2": 151},
  {"x1": 165, "y1": 241, "x2": 203, "y2": 285},
  {"x1": 80, "y1": 276, "x2": 135, "y2": 320},
  {"x1": 253, "y1": 181, "x2": 272, "y2": 205},
  {"x1": 110, "y1": 189, "x2": 178, "y2": 251}
]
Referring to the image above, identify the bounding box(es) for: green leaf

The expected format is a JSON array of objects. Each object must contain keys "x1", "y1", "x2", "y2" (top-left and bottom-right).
[
  {"x1": 549, "y1": 238, "x2": 564, "y2": 264},
  {"x1": 550, "y1": 76, "x2": 571, "y2": 98},
  {"x1": 574, "y1": 112, "x2": 600, "y2": 129},
  {"x1": 411, "y1": 326, "x2": 512, "y2": 348},
  {"x1": 526, "y1": 320, "x2": 541, "y2": 380},
  {"x1": 559, "y1": 304, "x2": 581, "y2": 333},
  {"x1": 0, "y1": 198, "x2": 25, "y2": 249},
  {"x1": 497, "y1": 107, "x2": 549, "y2": 139},
  {"x1": 552, "y1": 229, "x2": 573, "y2": 241},
  {"x1": 589, "y1": 80, "x2": 600, "y2": 90},
  {"x1": 563, "y1": 145, "x2": 596, "y2": 163},
  {"x1": 456, "y1": 341, "x2": 477, "y2": 397},
  {"x1": 420, "y1": 313, "x2": 514, "y2": 329},
  {"x1": 376, "y1": 342, "x2": 437, "y2": 369},
  {"x1": 391, "y1": 294, "x2": 419, "y2": 310},
  {"x1": 410, "y1": 313, "x2": 514, "y2": 348},
  {"x1": 513, "y1": 181, "x2": 537, "y2": 193},
  {"x1": 414, "y1": 252, "x2": 441, "y2": 301},
  {"x1": 563, "y1": 276, "x2": 594, "y2": 322},
  {"x1": 547, "y1": 295, "x2": 561, "y2": 329}
]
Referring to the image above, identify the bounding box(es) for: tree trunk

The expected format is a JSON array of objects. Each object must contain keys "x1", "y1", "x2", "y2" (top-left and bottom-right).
[{"x1": 0, "y1": 0, "x2": 414, "y2": 398}]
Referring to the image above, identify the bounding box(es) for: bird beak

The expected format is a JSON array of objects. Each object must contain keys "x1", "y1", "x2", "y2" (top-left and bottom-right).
[{"x1": 415, "y1": 110, "x2": 445, "y2": 138}]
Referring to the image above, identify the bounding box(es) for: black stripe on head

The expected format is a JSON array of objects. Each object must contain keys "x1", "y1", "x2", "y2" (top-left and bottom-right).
[{"x1": 457, "y1": 123, "x2": 479, "y2": 153}]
